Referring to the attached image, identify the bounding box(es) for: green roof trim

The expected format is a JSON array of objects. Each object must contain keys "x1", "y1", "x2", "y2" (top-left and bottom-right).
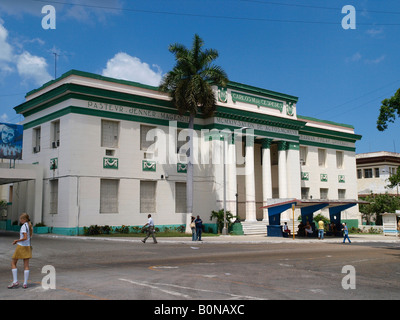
[
  {"x1": 297, "y1": 115, "x2": 354, "y2": 129},
  {"x1": 25, "y1": 69, "x2": 160, "y2": 98},
  {"x1": 227, "y1": 81, "x2": 298, "y2": 104},
  {"x1": 25, "y1": 69, "x2": 299, "y2": 105}
]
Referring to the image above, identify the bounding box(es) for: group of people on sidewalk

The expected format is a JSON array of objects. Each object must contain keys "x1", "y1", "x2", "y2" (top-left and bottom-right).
[
  {"x1": 284, "y1": 220, "x2": 352, "y2": 243},
  {"x1": 140, "y1": 214, "x2": 204, "y2": 243}
]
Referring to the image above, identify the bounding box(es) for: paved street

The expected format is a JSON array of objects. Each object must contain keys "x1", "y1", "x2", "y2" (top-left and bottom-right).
[{"x1": 1, "y1": 231, "x2": 399, "y2": 300}]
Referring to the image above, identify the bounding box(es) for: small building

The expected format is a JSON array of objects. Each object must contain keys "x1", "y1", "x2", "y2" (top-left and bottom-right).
[
  {"x1": 6, "y1": 70, "x2": 362, "y2": 235},
  {"x1": 356, "y1": 151, "x2": 400, "y2": 197},
  {"x1": 382, "y1": 212, "x2": 400, "y2": 236}
]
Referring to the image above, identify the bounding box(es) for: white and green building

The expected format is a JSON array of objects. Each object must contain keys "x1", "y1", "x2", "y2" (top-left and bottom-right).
[{"x1": 7, "y1": 70, "x2": 362, "y2": 235}]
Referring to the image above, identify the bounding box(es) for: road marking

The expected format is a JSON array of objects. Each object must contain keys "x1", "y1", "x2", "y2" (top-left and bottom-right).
[
  {"x1": 151, "y1": 281, "x2": 264, "y2": 300},
  {"x1": 309, "y1": 288, "x2": 326, "y2": 295},
  {"x1": 148, "y1": 265, "x2": 179, "y2": 272},
  {"x1": 119, "y1": 278, "x2": 191, "y2": 299},
  {"x1": 118, "y1": 278, "x2": 264, "y2": 300},
  {"x1": 279, "y1": 263, "x2": 294, "y2": 267}
]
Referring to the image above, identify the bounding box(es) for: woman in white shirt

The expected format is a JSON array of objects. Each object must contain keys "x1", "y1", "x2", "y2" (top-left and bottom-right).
[{"x1": 8, "y1": 213, "x2": 32, "y2": 289}]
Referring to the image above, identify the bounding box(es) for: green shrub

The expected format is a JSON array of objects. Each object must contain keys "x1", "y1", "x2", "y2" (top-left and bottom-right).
[
  {"x1": 210, "y1": 209, "x2": 235, "y2": 233},
  {"x1": 84, "y1": 225, "x2": 111, "y2": 235}
]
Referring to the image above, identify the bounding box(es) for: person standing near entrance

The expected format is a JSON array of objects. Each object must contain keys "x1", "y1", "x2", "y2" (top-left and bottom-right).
[
  {"x1": 318, "y1": 220, "x2": 325, "y2": 240},
  {"x1": 190, "y1": 216, "x2": 196, "y2": 241},
  {"x1": 8, "y1": 213, "x2": 32, "y2": 289},
  {"x1": 342, "y1": 222, "x2": 351, "y2": 244},
  {"x1": 141, "y1": 214, "x2": 157, "y2": 244},
  {"x1": 195, "y1": 215, "x2": 203, "y2": 241}
]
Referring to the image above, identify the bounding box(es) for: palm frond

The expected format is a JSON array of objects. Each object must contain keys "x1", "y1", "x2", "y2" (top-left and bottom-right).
[{"x1": 159, "y1": 34, "x2": 228, "y2": 117}]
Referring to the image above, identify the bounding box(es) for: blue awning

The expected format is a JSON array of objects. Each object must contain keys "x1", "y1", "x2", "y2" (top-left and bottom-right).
[{"x1": 261, "y1": 199, "x2": 367, "y2": 217}]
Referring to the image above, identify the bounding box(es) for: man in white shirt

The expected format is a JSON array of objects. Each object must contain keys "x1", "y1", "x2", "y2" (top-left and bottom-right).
[
  {"x1": 142, "y1": 214, "x2": 157, "y2": 244},
  {"x1": 283, "y1": 222, "x2": 291, "y2": 236}
]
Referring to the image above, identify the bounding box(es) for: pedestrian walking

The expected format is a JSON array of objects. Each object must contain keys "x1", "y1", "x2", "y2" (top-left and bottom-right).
[
  {"x1": 342, "y1": 222, "x2": 351, "y2": 244},
  {"x1": 318, "y1": 220, "x2": 324, "y2": 240},
  {"x1": 141, "y1": 214, "x2": 158, "y2": 244},
  {"x1": 8, "y1": 213, "x2": 32, "y2": 289},
  {"x1": 195, "y1": 215, "x2": 203, "y2": 241},
  {"x1": 190, "y1": 216, "x2": 196, "y2": 241}
]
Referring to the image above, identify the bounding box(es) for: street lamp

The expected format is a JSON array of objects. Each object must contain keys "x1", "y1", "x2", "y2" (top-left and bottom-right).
[{"x1": 222, "y1": 127, "x2": 249, "y2": 235}]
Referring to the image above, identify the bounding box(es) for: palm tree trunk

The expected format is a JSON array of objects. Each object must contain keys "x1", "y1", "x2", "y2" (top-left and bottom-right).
[{"x1": 186, "y1": 113, "x2": 195, "y2": 217}]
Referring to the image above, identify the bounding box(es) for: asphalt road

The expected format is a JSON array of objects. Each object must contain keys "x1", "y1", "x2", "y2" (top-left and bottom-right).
[{"x1": 1, "y1": 231, "x2": 399, "y2": 300}]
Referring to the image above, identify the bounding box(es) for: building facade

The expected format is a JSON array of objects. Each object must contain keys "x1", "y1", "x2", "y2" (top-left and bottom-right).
[
  {"x1": 356, "y1": 151, "x2": 400, "y2": 197},
  {"x1": 9, "y1": 70, "x2": 362, "y2": 235}
]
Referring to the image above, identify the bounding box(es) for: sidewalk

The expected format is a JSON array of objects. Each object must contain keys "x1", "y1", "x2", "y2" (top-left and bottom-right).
[{"x1": 36, "y1": 232, "x2": 400, "y2": 245}]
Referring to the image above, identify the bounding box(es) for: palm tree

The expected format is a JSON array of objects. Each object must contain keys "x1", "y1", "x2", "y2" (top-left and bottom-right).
[{"x1": 159, "y1": 34, "x2": 228, "y2": 224}]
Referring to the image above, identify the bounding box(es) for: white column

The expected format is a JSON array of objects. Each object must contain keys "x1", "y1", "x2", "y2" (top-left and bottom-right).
[
  {"x1": 278, "y1": 141, "x2": 288, "y2": 199},
  {"x1": 262, "y1": 139, "x2": 273, "y2": 222},
  {"x1": 245, "y1": 138, "x2": 256, "y2": 222},
  {"x1": 286, "y1": 142, "x2": 301, "y2": 199},
  {"x1": 227, "y1": 135, "x2": 237, "y2": 218},
  {"x1": 212, "y1": 136, "x2": 224, "y2": 210}
]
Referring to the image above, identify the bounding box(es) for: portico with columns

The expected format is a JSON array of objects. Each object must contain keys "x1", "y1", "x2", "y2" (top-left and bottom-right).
[
  {"x1": 211, "y1": 81, "x2": 361, "y2": 231},
  {"x1": 219, "y1": 135, "x2": 302, "y2": 224}
]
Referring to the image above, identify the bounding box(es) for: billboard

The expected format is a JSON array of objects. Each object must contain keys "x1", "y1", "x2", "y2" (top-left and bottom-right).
[{"x1": 0, "y1": 122, "x2": 23, "y2": 160}]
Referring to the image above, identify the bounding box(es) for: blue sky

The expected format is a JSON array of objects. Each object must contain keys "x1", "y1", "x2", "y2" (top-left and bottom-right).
[{"x1": 1, "y1": 0, "x2": 400, "y2": 154}]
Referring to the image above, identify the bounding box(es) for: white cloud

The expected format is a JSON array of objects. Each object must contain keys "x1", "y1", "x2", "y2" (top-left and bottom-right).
[
  {"x1": 345, "y1": 52, "x2": 386, "y2": 65},
  {"x1": 0, "y1": 22, "x2": 14, "y2": 77},
  {"x1": 16, "y1": 51, "x2": 52, "y2": 86},
  {"x1": 366, "y1": 27, "x2": 384, "y2": 38},
  {"x1": 0, "y1": 113, "x2": 9, "y2": 122},
  {"x1": 0, "y1": 23, "x2": 13, "y2": 62},
  {"x1": 102, "y1": 52, "x2": 162, "y2": 86},
  {"x1": 345, "y1": 52, "x2": 362, "y2": 63},
  {"x1": 365, "y1": 55, "x2": 386, "y2": 65},
  {"x1": 0, "y1": 20, "x2": 52, "y2": 86}
]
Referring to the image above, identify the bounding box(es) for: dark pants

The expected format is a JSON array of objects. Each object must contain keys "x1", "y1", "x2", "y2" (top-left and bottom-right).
[
  {"x1": 196, "y1": 227, "x2": 202, "y2": 241},
  {"x1": 143, "y1": 226, "x2": 157, "y2": 243}
]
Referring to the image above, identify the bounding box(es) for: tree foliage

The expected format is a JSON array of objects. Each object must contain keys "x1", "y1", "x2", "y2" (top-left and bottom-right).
[
  {"x1": 359, "y1": 193, "x2": 400, "y2": 225},
  {"x1": 386, "y1": 165, "x2": 400, "y2": 190},
  {"x1": 159, "y1": 34, "x2": 228, "y2": 118},
  {"x1": 377, "y1": 88, "x2": 400, "y2": 131},
  {"x1": 210, "y1": 209, "x2": 235, "y2": 233}
]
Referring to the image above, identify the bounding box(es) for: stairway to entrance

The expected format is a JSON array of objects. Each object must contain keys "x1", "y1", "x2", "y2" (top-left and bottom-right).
[{"x1": 240, "y1": 221, "x2": 267, "y2": 235}]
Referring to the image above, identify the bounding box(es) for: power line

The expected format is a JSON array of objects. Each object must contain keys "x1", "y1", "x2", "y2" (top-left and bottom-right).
[
  {"x1": 314, "y1": 79, "x2": 400, "y2": 117},
  {"x1": 240, "y1": 0, "x2": 400, "y2": 16},
  {"x1": 327, "y1": 90, "x2": 395, "y2": 121},
  {"x1": 30, "y1": 0, "x2": 400, "y2": 26}
]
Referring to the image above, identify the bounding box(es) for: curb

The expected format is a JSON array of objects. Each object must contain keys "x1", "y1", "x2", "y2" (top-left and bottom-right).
[{"x1": 28, "y1": 232, "x2": 400, "y2": 245}]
